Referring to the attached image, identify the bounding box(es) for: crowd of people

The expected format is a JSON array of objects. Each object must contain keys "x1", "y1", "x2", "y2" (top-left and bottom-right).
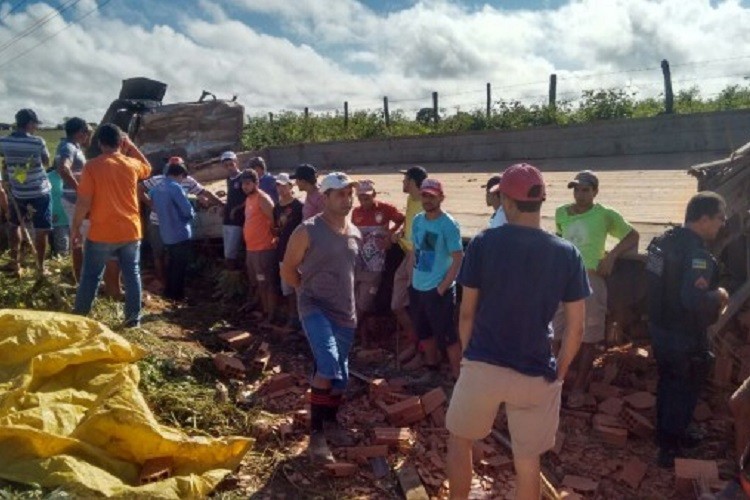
[{"x1": 0, "y1": 108, "x2": 748, "y2": 498}]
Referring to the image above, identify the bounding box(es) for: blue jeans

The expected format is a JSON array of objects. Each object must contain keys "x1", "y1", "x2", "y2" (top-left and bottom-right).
[
  {"x1": 74, "y1": 240, "x2": 142, "y2": 325},
  {"x1": 301, "y1": 309, "x2": 355, "y2": 391}
]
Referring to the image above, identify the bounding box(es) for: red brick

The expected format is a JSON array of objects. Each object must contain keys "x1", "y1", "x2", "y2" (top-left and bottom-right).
[
  {"x1": 381, "y1": 392, "x2": 411, "y2": 404},
  {"x1": 598, "y1": 397, "x2": 623, "y2": 416},
  {"x1": 344, "y1": 445, "x2": 388, "y2": 460},
  {"x1": 373, "y1": 427, "x2": 413, "y2": 448},
  {"x1": 674, "y1": 458, "x2": 719, "y2": 495},
  {"x1": 325, "y1": 462, "x2": 358, "y2": 477},
  {"x1": 384, "y1": 396, "x2": 426, "y2": 426},
  {"x1": 217, "y1": 330, "x2": 253, "y2": 350},
  {"x1": 593, "y1": 413, "x2": 626, "y2": 429},
  {"x1": 620, "y1": 408, "x2": 654, "y2": 438},
  {"x1": 594, "y1": 424, "x2": 628, "y2": 447},
  {"x1": 617, "y1": 458, "x2": 648, "y2": 489},
  {"x1": 213, "y1": 353, "x2": 246, "y2": 379},
  {"x1": 430, "y1": 406, "x2": 447, "y2": 428},
  {"x1": 386, "y1": 377, "x2": 408, "y2": 392},
  {"x1": 369, "y1": 378, "x2": 389, "y2": 397},
  {"x1": 588, "y1": 382, "x2": 623, "y2": 400},
  {"x1": 139, "y1": 457, "x2": 174, "y2": 484},
  {"x1": 420, "y1": 387, "x2": 447, "y2": 416},
  {"x1": 252, "y1": 342, "x2": 271, "y2": 372},
  {"x1": 623, "y1": 391, "x2": 656, "y2": 410},
  {"x1": 562, "y1": 475, "x2": 599, "y2": 493},
  {"x1": 262, "y1": 373, "x2": 295, "y2": 394}
]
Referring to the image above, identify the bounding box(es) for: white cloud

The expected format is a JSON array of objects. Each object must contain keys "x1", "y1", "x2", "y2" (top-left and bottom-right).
[{"x1": 0, "y1": 0, "x2": 750, "y2": 125}]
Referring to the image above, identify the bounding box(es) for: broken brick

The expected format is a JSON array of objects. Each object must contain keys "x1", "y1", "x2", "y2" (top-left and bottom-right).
[
  {"x1": 617, "y1": 458, "x2": 648, "y2": 489},
  {"x1": 588, "y1": 382, "x2": 623, "y2": 400},
  {"x1": 381, "y1": 392, "x2": 411, "y2": 404},
  {"x1": 598, "y1": 397, "x2": 623, "y2": 416},
  {"x1": 384, "y1": 395, "x2": 426, "y2": 426},
  {"x1": 594, "y1": 424, "x2": 628, "y2": 447},
  {"x1": 593, "y1": 413, "x2": 626, "y2": 429},
  {"x1": 420, "y1": 387, "x2": 447, "y2": 416},
  {"x1": 262, "y1": 373, "x2": 295, "y2": 394},
  {"x1": 623, "y1": 391, "x2": 656, "y2": 410},
  {"x1": 325, "y1": 462, "x2": 358, "y2": 477},
  {"x1": 374, "y1": 427, "x2": 413, "y2": 448},
  {"x1": 675, "y1": 458, "x2": 719, "y2": 495},
  {"x1": 386, "y1": 377, "x2": 408, "y2": 392},
  {"x1": 139, "y1": 457, "x2": 174, "y2": 485},
  {"x1": 620, "y1": 408, "x2": 654, "y2": 438},
  {"x1": 562, "y1": 475, "x2": 599, "y2": 493},
  {"x1": 369, "y1": 378, "x2": 389, "y2": 397},
  {"x1": 213, "y1": 353, "x2": 246, "y2": 379},
  {"x1": 345, "y1": 445, "x2": 388, "y2": 460},
  {"x1": 217, "y1": 330, "x2": 253, "y2": 351}
]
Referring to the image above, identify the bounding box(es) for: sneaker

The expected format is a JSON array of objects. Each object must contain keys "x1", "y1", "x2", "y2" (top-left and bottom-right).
[
  {"x1": 657, "y1": 447, "x2": 676, "y2": 468},
  {"x1": 307, "y1": 431, "x2": 335, "y2": 464}
]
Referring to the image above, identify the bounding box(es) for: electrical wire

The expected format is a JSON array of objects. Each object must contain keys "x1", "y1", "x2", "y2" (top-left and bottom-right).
[{"x1": 0, "y1": 0, "x2": 81, "y2": 55}]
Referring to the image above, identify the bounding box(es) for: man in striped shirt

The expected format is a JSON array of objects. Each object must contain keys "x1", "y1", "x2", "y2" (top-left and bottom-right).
[{"x1": 0, "y1": 109, "x2": 51, "y2": 275}]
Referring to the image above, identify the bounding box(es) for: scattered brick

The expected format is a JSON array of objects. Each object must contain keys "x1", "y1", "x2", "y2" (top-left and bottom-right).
[
  {"x1": 623, "y1": 391, "x2": 656, "y2": 410},
  {"x1": 384, "y1": 396, "x2": 426, "y2": 426},
  {"x1": 262, "y1": 373, "x2": 295, "y2": 394},
  {"x1": 374, "y1": 427, "x2": 413, "y2": 448},
  {"x1": 325, "y1": 462, "x2": 358, "y2": 477},
  {"x1": 588, "y1": 382, "x2": 623, "y2": 400},
  {"x1": 369, "y1": 378, "x2": 389, "y2": 398},
  {"x1": 213, "y1": 353, "x2": 246, "y2": 379},
  {"x1": 217, "y1": 330, "x2": 253, "y2": 351},
  {"x1": 675, "y1": 458, "x2": 719, "y2": 494},
  {"x1": 594, "y1": 424, "x2": 628, "y2": 447},
  {"x1": 345, "y1": 445, "x2": 388, "y2": 460},
  {"x1": 620, "y1": 408, "x2": 654, "y2": 438},
  {"x1": 602, "y1": 362, "x2": 619, "y2": 385},
  {"x1": 617, "y1": 458, "x2": 648, "y2": 489},
  {"x1": 598, "y1": 397, "x2": 623, "y2": 416},
  {"x1": 562, "y1": 475, "x2": 599, "y2": 493},
  {"x1": 430, "y1": 406, "x2": 447, "y2": 428},
  {"x1": 420, "y1": 387, "x2": 447, "y2": 416},
  {"x1": 387, "y1": 377, "x2": 408, "y2": 392},
  {"x1": 381, "y1": 392, "x2": 411, "y2": 404},
  {"x1": 139, "y1": 457, "x2": 174, "y2": 484},
  {"x1": 593, "y1": 413, "x2": 626, "y2": 429}
]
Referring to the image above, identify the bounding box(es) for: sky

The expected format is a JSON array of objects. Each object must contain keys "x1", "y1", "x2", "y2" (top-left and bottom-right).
[{"x1": 0, "y1": 0, "x2": 749, "y2": 124}]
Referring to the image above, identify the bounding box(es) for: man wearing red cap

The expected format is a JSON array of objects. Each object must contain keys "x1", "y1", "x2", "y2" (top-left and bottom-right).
[
  {"x1": 409, "y1": 178, "x2": 463, "y2": 379},
  {"x1": 446, "y1": 163, "x2": 589, "y2": 500}
]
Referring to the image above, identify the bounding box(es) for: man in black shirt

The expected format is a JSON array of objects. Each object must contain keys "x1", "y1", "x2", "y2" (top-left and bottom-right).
[{"x1": 274, "y1": 173, "x2": 304, "y2": 328}]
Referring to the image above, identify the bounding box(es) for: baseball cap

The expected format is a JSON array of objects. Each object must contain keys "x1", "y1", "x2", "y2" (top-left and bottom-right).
[
  {"x1": 495, "y1": 163, "x2": 546, "y2": 201},
  {"x1": 290, "y1": 164, "x2": 318, "y2": 184},
  {"x1": 356, "y1": 179, "x2": 375, "y2": 195},
  {"x1": 220, "y1": 151, "x2": 237, "y2": 162},
  {"x1": 319, "y1": 172, "x2": 357, "y2": 194},
  {"x1": 15, "y1": 108, "x2": 41, "y2": 127},
  {"x1": 167, "y1": 156, "x2": 185, "y2": 166},
  {"x1": 275, "y1": 173, "x2": 293, "y2": 185},
  {"x1": 239, "y1": 169, "x2": 258, "y2": 183},
  {"x1": 399, "y1": 166, "x2": 428, "y2": 186},
  {"x1": 567, "y1": 170, "x2": 599, "y2": 189},
  {"x1": 481, "y1": 174, "x2": 503, "y2": 191},
  {"x1": 420, "y1": 178, "x2": 444, "y2": 196}
]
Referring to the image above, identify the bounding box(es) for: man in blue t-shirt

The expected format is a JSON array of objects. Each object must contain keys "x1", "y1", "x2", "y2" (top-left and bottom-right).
[
  {"x1": 409, "y1": 178, "x2": 463, "y2": 379},
  {"x1": 445, "y1": 163, "x2": 590, "y2": 500},
  {"x1": 249, "y1": 156, "x2": 279, "y2": 205}
]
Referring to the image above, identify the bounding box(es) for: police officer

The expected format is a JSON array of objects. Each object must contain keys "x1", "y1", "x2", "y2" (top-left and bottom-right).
[{"x1": 646, "y1": 191, "x2": 729, "y2": 467}]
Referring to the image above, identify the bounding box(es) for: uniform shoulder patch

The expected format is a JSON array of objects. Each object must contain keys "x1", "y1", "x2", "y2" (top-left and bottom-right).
[{"x1": 692, "y1": 258, "x2": 708, "y2": 270}]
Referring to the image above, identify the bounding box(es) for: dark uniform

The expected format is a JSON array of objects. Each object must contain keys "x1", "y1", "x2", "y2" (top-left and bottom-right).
[{"x1": 646, "y1": 226, "x2": 722, "y2": 461}]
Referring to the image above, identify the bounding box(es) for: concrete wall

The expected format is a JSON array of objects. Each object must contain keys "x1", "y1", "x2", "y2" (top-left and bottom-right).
[{"x1": 261, "y1": 109, "x2": 750, "y2": 173}]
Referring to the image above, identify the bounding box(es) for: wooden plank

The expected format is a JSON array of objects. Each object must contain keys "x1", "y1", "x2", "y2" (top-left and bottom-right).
[{"x1": 396, "y1": 462, "x2": 429, "y2": 500}]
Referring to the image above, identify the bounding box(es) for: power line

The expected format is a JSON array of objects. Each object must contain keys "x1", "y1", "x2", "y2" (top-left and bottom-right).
[
  {"x1": 0, "y1": 0, "x2": 28, "y2": 22},
  {"x1": 0, "y1": 0, "x2": 82, "y2": 56},
  {"x1": 0, "y1": 0, "x2": 113, "y2": 70}
]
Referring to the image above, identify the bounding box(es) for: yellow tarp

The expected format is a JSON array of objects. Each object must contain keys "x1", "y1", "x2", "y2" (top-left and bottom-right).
[{"x1": 0, "y1": 309, "x2": 252, "y2": 498}]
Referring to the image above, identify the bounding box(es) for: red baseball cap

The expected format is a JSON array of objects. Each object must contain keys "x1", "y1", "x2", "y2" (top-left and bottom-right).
[
  {"x1": 491, "y1": 163, "x2": 546, "y2": 201},
  {"x1": 420, "y1": 178, "x2": 444, "y2": 196}
]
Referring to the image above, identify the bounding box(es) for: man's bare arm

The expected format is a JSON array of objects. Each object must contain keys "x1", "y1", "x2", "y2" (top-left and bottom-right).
[
  {"x1": 71, "y1": 195, "x2": 92, "y2": 248},
  {"x1": 556, "y1": 299, "x2": 585, "y2": 380},
  {"x1": 280, "y1": 225, "x2": 310, "y2": 288}
]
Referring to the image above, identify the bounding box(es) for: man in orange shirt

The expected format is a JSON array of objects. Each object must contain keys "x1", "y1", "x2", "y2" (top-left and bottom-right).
[
  {"x1": 239, "y1": 169, "x2": 277, "y2": 324},
  {"x1": 72, "y1": 123, "x2": 151, "y2": 328}
]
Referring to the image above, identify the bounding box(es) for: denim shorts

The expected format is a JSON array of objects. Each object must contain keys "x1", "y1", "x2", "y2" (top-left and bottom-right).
[
  {"x1": 301, "y1": 309, "x2": 355, "y2": 391},
  {"x1": 9, "y1": 194, "x2": 52, "y2": 229},
  {"x1": 222, "y1": 225, "x2": 244, "y2": 260}
]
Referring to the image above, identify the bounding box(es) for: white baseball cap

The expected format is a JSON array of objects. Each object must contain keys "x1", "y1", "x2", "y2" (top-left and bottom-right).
[
  {"x1": 319, "y1": 172, "x2": 357, "y2": 194},
  {"x1": 220, "y1": 151, "x2": 237, "y2": 162},
  {"x1": 275, "y1": 173, "x2": 293, "y2": 185}
]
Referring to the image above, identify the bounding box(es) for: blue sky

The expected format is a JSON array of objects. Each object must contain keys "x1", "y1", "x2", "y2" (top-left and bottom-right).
[{"x1": 1, "y1": 0, "x2": 750, "y2": 122}]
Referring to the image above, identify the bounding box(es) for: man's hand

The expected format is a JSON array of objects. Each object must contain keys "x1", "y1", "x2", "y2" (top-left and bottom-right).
[
  {"x1": 716, "y1": 287, "x2": 730, "y2": 309},
  {"x1": 436, "y1": 282, "x2": 449, "y2": 296},
  {"x1": 596, "y1": 254, "x2": 616, "y2": 277},
  {"x1": 72, "y1": 228, "x2": 83, "y2": 249}
]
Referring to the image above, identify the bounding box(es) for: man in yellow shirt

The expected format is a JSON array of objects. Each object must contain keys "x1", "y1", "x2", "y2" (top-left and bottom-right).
[{"x1": 392, "y1": 166, "x2": 427, "y2": 367}]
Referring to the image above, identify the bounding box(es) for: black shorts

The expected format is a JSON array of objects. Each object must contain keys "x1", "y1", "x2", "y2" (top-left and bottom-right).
[{"x1": 409, "y1": 286, "x2": 458, "y2": 347}]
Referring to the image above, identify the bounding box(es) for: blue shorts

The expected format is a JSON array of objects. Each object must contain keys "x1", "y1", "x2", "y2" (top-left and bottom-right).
[
  {"x1": 9, "y1": 194, "x2": 52, "y2": 230},
  {"x1": 301, "y1": 309, "x2": 355, "y2": 391}
]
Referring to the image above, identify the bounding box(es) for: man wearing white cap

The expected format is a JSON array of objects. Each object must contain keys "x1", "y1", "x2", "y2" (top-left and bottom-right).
[
  {"x1": 219, "y1": 151, "x2": 245, "y2": 268},
  {"x1": 273, "y1": 172, "x2": 304, "y2": 328},
  {"x1": 352, "y1": 179, "x2": 405, "y2": 339},
  {"x1": 281, "y1": 172, "x2": 361, "y2": 464}
]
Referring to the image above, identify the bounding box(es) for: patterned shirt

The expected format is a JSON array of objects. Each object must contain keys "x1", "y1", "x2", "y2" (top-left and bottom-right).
[{"x1": 0, "y1": 131, "x2": 50, "y2": 199}]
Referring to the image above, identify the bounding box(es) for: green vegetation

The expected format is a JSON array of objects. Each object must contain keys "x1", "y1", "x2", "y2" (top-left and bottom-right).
[{"x1": 242, "y1": 84, "x2": 750, "y2": 150}]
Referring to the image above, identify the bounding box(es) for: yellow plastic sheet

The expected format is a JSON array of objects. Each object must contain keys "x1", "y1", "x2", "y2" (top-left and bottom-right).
[{"x1": 0, "y1": 309, "x2": 252, "y2": 498}]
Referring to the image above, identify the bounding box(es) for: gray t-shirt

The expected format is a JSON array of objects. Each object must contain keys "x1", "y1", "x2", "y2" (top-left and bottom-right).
[
  {"x1": 297, "y1": 215, "x2": 361, "y2": 328},
  {"x1": 53, "y1": 138, "x2": 86, "y2": 204}
]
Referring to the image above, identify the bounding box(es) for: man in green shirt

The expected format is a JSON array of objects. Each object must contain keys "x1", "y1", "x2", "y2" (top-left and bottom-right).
[{"x1": 553, "y1": 170, "x2": 639, "y2": 407}]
